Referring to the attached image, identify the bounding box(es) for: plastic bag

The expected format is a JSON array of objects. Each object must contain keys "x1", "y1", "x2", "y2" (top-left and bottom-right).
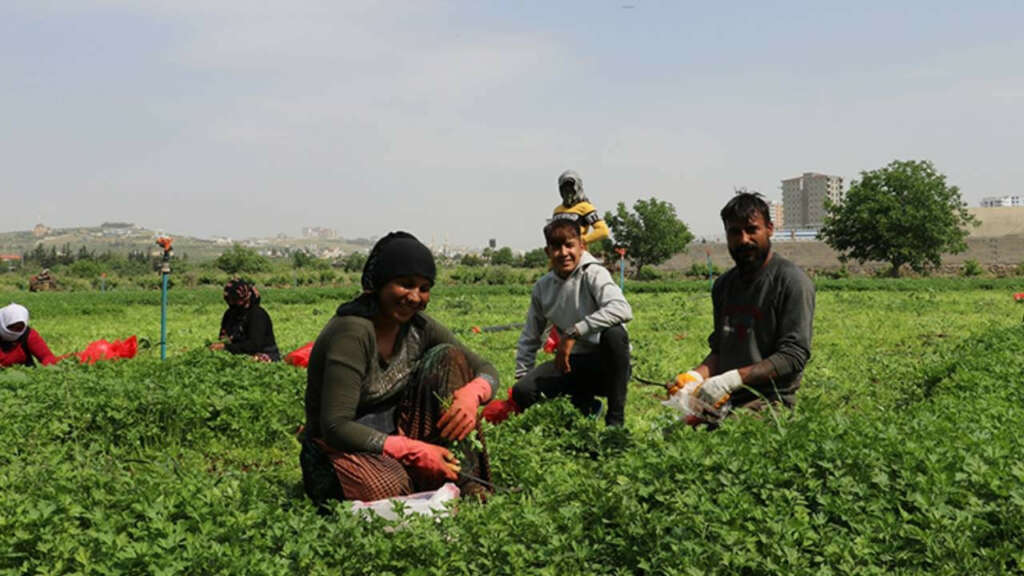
[
  {"x1": 349, "y1": 482, "x2": 460, "y2": 521},
  {"x1": 284, "y1": 342, "x2": 314, "y2": 368},
  {"x1": 542, "y1": 326, "x2": 560, "y2": 354},
  {"x1": 77, "y1": 336, "x2": 138, "y2": 365},
  {"x1": 661, "y1": 381, "x2": 728, "y2": 426}
]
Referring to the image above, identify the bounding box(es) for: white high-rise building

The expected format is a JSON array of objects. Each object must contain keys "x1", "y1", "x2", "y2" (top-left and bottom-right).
[
  {"x1": 781, "y1": 172, "x2": 844, "y2": 230},
  {"x1": 980, "y1": 195, "x2": 1024, "y2": 207},
  {"x1": 769, "y1": 200, "x2": 784, "y2": 229}
]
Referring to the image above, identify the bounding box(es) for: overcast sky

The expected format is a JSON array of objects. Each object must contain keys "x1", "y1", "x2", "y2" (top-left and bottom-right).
[{"x1": 2, "y1": 1, "x2": 1022, "y2": 249}]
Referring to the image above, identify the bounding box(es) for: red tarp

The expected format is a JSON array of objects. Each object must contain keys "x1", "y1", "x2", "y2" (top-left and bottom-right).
[
  {"x1": 75, "y1": 336, "x2": 138, "y2": 364},
  {"x1": 285, "y1": 342, "x2": 314, "y2": 368}
]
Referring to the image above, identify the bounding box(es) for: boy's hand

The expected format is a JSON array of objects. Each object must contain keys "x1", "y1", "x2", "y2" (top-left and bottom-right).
[{"x1": 555, "y1": 336, "x2": 575, "y2": 373}]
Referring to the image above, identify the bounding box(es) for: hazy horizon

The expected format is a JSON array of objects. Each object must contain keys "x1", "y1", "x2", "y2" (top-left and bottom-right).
[{"x1": 4, "y1": 1, "x2": 1021, "y2": 249}]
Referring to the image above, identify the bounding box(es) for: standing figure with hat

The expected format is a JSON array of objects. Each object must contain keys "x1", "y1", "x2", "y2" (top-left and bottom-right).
[{"x1": 300, "y1": 232, "x2": 498, "y2": 505}]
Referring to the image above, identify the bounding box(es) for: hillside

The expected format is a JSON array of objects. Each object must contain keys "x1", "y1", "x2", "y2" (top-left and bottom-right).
[{"x1": 0, "y1": 223, "x2": 371, "y2": 261}]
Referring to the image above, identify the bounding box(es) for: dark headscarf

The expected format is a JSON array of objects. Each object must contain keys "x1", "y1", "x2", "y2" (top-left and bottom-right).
[
  {"x1": 337, "y1": 232, "x2": 436, "y2": 319},
  {"x1": 224, "y1": 278, "x2": 260, "y2": 309}
]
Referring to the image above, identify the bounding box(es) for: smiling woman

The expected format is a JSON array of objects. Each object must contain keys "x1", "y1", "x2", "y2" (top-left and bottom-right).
[{"x1": 300, "y1": 232, "x2": 499, "y2": 505}]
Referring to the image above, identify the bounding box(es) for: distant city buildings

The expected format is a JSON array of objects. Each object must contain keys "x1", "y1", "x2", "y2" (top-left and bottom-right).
[
  {"x1": 980, "y1": 195, "x2": 1024, "y2": 207},
  {"x1": 780, "y1": 172, "x2": 843, "y2": 231},
  {"x1": 99, "y1": 222, "x2": 138, "y2": 237},
  {"x1": 302, "y1": 226, "x2": 337, "y2": 239},
  {"x1": 33, "y1": 224, "x2": 50, "y2": 238}
]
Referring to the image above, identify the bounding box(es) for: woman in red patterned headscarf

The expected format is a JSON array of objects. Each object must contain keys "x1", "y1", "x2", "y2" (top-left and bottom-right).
[{"x1": 210, "y1": 278, "x2": 280, "y2": 362}]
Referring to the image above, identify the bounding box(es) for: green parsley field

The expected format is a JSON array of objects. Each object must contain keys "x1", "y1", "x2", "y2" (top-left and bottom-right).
[{"x1": 1, "y1": 279, "x2": 1022, "y2": 574}]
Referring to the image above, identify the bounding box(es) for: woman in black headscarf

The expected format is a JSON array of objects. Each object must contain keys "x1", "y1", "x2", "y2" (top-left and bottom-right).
[
  {"x1": 300, "y1": 232, "x2": 497, "y2": 505},
  {"x1": 210, "y1": 278, "x2": 281, "y2": 362}
]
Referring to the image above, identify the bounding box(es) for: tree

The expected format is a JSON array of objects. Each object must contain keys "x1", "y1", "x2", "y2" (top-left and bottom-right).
[
  {"x1": 490, "y1": 246, "x2": 516, "y2": 266},
  {"x1": 587, "y1": 237, "x2": 614, "y2": 259},
  {"x1": 460, "y1": 253, "x2": 485, "y2": 267},
  {"x1": 521, "y1": 248, "x2": 548, "y2": 268},
  {"x1": 292, "y1": 250, "x2": 326, "y2": 269},
  {"x1": 342, "y1": 251, "x2": 367, "y2": 272},
  {"x1": 214, "y1": 244, "x2": 270, "y2": 275},
  {"x1": 819, "y1": 160, "x2": 978, "y2": 277},
  {"x1": 76, "y1": 246, "x2": 94, "y2": 261},
  {"x1": 604, "y1": 198, "x2": 693, "y2": 278}
]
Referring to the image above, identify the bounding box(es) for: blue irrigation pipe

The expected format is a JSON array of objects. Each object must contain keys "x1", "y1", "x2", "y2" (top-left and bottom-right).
[
  {"x1": 619, "y1": 254, "x2": 625, "y2": 291},
  {"x1": 160, "y1": 268, "x2": 168, "y2": 360}
]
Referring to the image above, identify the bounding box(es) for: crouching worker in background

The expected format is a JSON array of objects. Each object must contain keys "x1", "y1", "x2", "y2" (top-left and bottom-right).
[
  {"x1": 210, "y1": 279, "x2": 281, "y2": 362},
  {"x1": 668, "y1": 192, "x2": 814, "y2": 426},
  {"x1": 484, "y1": 219, "x2": 633, "y2": 427},
  {"x1": 0, "y1": 303, "x2": 57, "y2": 368},
  {"x1": 300, "y1": 232, "x2": 497, "y2": 506}
]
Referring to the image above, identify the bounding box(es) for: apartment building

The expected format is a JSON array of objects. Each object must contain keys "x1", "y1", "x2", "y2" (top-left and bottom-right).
[
  {"x1": 980, "y1": 195, "x2": 1024, "y2": 208},
  {"x1": 780, "y1": 172, "x2": 843, "y2": 230},
  {"x1": 769, "y1": 200, "x2": 784, "y2": 229}
]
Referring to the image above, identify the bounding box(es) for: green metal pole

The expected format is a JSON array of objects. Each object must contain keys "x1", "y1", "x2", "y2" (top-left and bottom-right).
[{"x1": 619, "y1": 255, "x2": 625, "y2": 291}]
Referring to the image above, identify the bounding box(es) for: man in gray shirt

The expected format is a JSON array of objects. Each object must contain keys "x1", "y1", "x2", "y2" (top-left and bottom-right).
[{"x1": 673, "y1": 192, "x2": 815, "y2": 421}]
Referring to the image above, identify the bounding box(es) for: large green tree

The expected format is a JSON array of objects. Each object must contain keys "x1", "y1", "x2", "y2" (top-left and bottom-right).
[
  {"x1": 604, "y1": 198, "x2": 693, "y2": 278},
  {"x1": 214, "y1": 244, "x2": 270, "y2": 275},
  {"x1": 819, "y1": 160, "x2": 977, "y2": 277},
  {"x1": 490, "y1": 246, "x2": 516, "y2": 266}
]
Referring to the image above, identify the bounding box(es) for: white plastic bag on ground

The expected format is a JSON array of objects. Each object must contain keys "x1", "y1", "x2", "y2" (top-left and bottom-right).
[{"x1": 349, "y1": 482, "x2": 460, "y2": 521}]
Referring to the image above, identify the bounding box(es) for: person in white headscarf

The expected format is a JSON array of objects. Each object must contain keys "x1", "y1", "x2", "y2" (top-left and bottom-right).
[{"x1": 0, "y1": 303, "x2": 57, "y2": 368}]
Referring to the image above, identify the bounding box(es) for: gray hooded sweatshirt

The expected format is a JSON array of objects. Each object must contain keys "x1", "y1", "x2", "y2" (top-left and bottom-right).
[{"x1": 515, "y1": 251, "x2": 633, "y2": 379}]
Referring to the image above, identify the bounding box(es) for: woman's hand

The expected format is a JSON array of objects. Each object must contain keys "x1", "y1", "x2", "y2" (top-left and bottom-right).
[
  {"x1": 438, "y1": 377, "x2": 492, "y2": 441},
  {"x1": 383, "y1": 436, "x2": 460, "y2": 482}
]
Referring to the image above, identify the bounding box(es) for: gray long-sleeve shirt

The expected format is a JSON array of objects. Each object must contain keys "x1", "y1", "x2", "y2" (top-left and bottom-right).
[
  {"x1": 708, "y1": 254, "x2": 815, "y2": 405},
  {"x1": 515, "y1": 252, "x2": 633, "y2": 379}
]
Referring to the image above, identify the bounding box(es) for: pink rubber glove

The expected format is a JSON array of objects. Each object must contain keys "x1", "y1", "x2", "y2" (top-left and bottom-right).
[
  {"x1": 382, "y1": 435, "x2": 459, "y2": 483},
  {"x1": 437, "y1": 377, "x2": 492, "y2": 441}
]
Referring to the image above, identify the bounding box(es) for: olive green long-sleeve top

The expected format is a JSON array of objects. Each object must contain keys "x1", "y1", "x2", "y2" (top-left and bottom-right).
[{"x1": 305, "y1": 312, "x2": 498, "y2": 454}]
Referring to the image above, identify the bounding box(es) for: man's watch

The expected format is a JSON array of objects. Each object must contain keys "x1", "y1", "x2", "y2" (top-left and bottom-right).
[{"x1": 564, "y1": 326, "x2": 580, "y2": 340}]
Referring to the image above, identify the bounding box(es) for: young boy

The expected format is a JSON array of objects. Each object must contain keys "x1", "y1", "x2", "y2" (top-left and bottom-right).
[{"x1": 484, "y1": 219, "x2": 633, "y2": 426}]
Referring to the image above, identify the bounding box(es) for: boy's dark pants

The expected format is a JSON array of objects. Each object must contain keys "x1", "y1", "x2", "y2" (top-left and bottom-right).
[{"x1": 513, "y1": 325, "x2": 630, "y2": 426}]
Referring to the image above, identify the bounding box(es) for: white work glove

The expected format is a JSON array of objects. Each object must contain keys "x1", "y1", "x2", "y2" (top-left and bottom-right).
[
  {"x1": 661, "y1": 370, "x2": 705, "y2": 425},
  {"x1": 666, "y1": 370, "x2": 703, "y2": 397},
  {"x1": 693, "y1": 369, "x2": 743, "y2": 410}
]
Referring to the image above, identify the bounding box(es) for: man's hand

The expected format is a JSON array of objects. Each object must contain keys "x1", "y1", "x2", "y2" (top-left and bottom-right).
[
  {"x1": 693, "y1": 369, "x2": 743, "y2": 410},
  {"x1": 555, "y1": 334, "x2": 576, "y2": 373},
  {"x1": 666, "y1": 370, "x2": 703, "y2": 397},
  {"x1": 209, "y1": 341, "x2": 225, "y2": 351}
]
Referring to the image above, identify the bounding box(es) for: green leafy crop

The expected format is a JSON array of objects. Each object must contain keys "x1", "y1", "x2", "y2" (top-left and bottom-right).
[{"x1": 1, "y1": 281, "x2": 1022, "y2": 574}]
